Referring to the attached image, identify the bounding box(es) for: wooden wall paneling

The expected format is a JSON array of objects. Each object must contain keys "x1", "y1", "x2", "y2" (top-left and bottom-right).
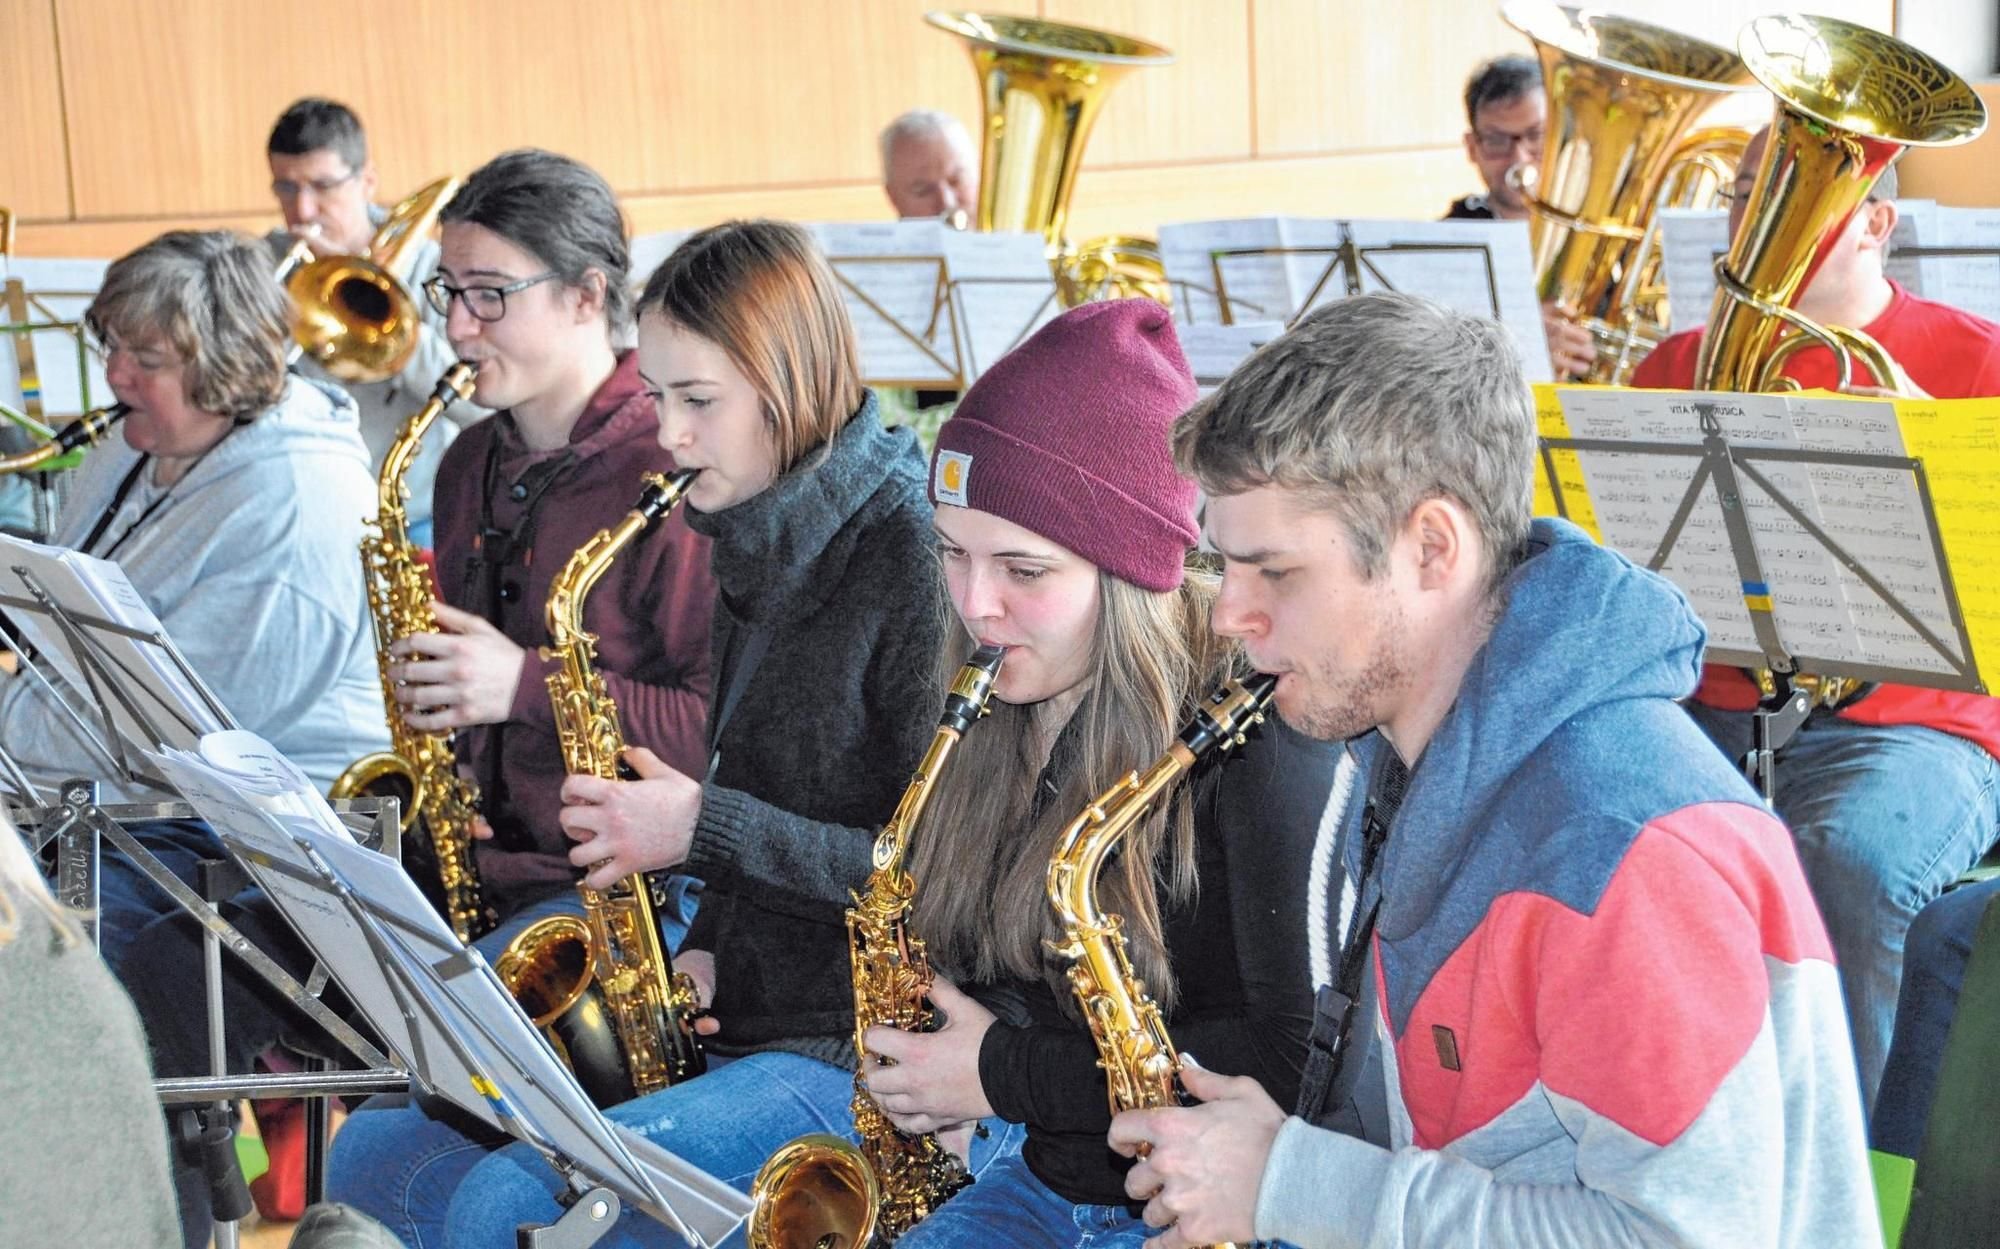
[
  {"x1": 55, "y1": 0, "x2": 985, "y2": 222},
  {"x1": 1037, "y1": 0, "x2": 1253, "y2": 168},
  {"x1": 1252, "y1": 0, "x2": 1518, "y2": 158},
  {"x1": 1, "y1": 0, "x2": 74, "y2": 220},
  {"x1": 1898, "y1": 80, "x2": 2000, "y2": 208}
]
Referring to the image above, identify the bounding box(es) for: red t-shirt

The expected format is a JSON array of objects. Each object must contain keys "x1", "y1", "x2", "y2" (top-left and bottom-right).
[{"x1": 1629, "y1": 282, "x2": 2000, "y2": 759}]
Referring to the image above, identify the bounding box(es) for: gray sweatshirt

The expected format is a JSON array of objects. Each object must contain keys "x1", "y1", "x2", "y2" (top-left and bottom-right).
[{"x1": 0, "y1": 376, "x2": 391, "y2": 797}]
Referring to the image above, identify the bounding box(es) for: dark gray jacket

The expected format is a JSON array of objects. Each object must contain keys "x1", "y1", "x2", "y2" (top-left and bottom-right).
[{"x1": 681, "y1": 394, "x2": 942, "y2": 1068}]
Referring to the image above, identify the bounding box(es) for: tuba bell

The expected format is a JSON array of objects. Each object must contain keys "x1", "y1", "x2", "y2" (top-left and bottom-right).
[
  {"x1": 925, "y1": 11, "x2": 1173, "y2": 306},
  {"x1": 285, "y1": 176, "x2": 459, "y2": 384},
  {"x1": 1504, "y1": 1, "x2": 1755, "y2": 382},
  {"x1": 1693, "y1": 15, "x2": 1987, "y2": 394}
]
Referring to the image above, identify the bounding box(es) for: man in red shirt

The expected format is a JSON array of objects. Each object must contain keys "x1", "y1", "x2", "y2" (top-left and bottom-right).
[{"x1": 1630, "y1": 129, "x2": 2000, "y2": 1110}]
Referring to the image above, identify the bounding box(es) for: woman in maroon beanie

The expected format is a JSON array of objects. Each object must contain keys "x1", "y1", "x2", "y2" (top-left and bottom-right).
[{"x1": 851, "y1": 298, "x2": 1342, "y2": 1246}]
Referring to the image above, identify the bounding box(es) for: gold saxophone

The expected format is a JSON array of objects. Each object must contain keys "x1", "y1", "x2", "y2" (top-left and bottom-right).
[
  {"x1": 747, "y1": 643, "x2": 1007, "y2": 1249},
  {"x1": 1046, "y1": 673, "x2": 1276, "y2": 1249},
  {"x1": 495, "y1": 469, "x2": 707, "y2": 1107},
  {"x1": 330, "y1": 363, "x2": 490, "y2": 942}
]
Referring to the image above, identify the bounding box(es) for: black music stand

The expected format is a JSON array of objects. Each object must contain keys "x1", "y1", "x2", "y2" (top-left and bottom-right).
[{"x1": 1539, "y1": 394, "x2": 1980, "y2": 797}]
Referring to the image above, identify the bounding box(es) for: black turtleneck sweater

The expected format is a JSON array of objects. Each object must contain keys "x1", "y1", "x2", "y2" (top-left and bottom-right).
[
  {"x1": 973, "y1": 711, "x2": 1338, "y2": 1209},
  {"x1": 679, "y1": 393, "x2": 944, "y2": 1069}
]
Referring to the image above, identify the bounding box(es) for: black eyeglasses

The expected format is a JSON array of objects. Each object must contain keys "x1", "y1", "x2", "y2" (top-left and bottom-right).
[
  {"x1": 422, "y1": 272, "x2": 559, "y2": 323},
  {"x1": 1473, "y1": 127, "x2": 1545, "y2": 158},
  {"x1": 270, "y1": 170, "x2": 358, "y2": 201}
]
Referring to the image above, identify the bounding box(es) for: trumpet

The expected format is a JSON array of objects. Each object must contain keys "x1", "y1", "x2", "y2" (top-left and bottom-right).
[{"x1": 284, "y1": 176, "x2": 459, "y2": 385}]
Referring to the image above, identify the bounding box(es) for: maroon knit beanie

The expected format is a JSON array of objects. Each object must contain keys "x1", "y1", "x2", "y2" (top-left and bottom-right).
[{"x1": 928, "y1": 300, "x2": 1200, "y2": 591}]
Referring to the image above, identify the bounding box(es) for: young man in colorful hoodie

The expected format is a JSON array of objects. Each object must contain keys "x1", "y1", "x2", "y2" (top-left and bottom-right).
[{"x1": 1108, "y1": 291, "x2": 1879, "y2": 1249}]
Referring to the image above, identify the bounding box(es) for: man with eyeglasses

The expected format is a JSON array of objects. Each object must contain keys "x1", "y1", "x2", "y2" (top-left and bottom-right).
[
  {"x1": 1441, "y1": 57, "x2": 1595, "y2": 381},
  {"x1": 264, "y1": 97, "x2": 486, "y2": 547}
]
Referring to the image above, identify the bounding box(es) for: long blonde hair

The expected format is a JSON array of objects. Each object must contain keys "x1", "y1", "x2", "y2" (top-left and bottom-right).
[{"x1": 908, "y1": 566, "x2": 1228, "y2": 1014}]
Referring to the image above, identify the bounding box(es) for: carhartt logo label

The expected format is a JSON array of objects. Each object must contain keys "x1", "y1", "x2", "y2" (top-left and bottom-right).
[{"x1": 936, "y1": 450, "x2": 972, "y2": 507}]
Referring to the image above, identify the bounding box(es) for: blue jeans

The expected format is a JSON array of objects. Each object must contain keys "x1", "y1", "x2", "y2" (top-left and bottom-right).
[
  {"x1": 1870, "y1": 877, "x2": 1998, "y2": 1157},
  {"x1": 335, "y1": 1051, "x2": 1023, "y2": 1249},
  {"x1": 1685, "y1": 705, "x2": 2000, "y2": 1108},
  {"x1": 896, "y1": 1153, "x2": 1167, "y2": 1248}
]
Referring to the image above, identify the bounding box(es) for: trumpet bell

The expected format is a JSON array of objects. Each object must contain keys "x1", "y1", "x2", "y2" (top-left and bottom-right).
[
  {"x1": 747, "y1": 1134, "x2": 881, "y2": 1249},
  {"x1": 287, "y1": 255, "x2": 424, "y2": 383}
]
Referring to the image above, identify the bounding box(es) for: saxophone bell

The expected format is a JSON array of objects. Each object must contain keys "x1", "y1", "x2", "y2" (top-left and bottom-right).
[{"x1": 496, "y1": 471, "x2": 708, "y2": 1105}]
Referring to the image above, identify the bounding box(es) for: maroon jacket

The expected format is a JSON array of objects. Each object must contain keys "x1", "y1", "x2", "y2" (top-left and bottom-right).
[{"x1": 431, "y1": 351, "x2": 715, "y2": 909}]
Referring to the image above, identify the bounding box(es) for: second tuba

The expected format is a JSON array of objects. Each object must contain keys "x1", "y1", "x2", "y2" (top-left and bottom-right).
[
  {"x1": 926, "y1": 11, "x2": 1173, "y2": 306},
  {"x1": 1693, "y1": 15, "x2": 1987, "y2": 394},
  {"x1": 1504, "y1": 1, "x2": 1755, "y2": 381}
]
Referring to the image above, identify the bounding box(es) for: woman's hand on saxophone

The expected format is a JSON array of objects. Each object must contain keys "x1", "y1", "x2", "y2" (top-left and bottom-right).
[
  {"x1": 673, "y1": 948, "x2": 723, "y2": 1037},
  {"x1": 558, "y1": 745, "x2": 701, "y2": 890},
  {"x1": 390, "y1": 601, "x2": 527, "y2": 731},
  {"x1": 860, "y1": 975, "x2": 996, "y2": 1133}
]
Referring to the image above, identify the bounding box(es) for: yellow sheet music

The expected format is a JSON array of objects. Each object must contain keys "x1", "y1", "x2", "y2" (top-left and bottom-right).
[
  {"x1": 1529, "y1": 383, "x2": 1602, "y2": 542},
  {"x1": 1892, "y1": 397, "x2": 2000, "y2": 684}
]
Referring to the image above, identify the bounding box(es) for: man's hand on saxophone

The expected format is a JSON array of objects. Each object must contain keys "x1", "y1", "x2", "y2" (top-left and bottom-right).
[
  {"x1": 555, "y1": 743, "x2": 701, "y2": 891},
  {"x1": 859, "y1": 974, "x2": 997, "y2": 1140},
  {"x1": 388, "y1": 599, "x2": 527, "y2": 731},
  {"x1": 1108, "y1": 1057, "x2": 1282, "y2": 1249}
]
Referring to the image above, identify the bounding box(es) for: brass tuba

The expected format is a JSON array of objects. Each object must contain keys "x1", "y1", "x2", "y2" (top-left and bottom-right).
[
  {"x1": 495, "y1": 470, "x2": 707, "y2": 1108},
  {"x1": 925, "y1": 11, "x2": 1173, "y2": 306},
  {"x1": 748, "y1": 644, "x2": 1007, "y2": 1249},
  {"x1": 1687, "y1": 16, "x2": 1984, "y2": 710},
  {"x1": 285, "y1": 175, "x2": 459, "y2": 384},
  {"x1": 1044, "y1": 673, "x2": 1276, "y2": 1249},
  {"x1": 1693, "y1": 15, "x2": 1987, "y2": 394},
  {"x1": 1504, "y1": 1, "x2": 1755, "y2": 382}
]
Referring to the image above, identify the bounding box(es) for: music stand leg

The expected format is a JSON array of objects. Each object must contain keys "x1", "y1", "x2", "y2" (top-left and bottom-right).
[{"x1": 518, "y1": 1185, "x2": 623, "y2": 1249}]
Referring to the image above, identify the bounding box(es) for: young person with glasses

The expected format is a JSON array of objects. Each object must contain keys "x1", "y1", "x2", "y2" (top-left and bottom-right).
[{"x1": 263, "y1": 96, "x2": 486, "y2": 546}]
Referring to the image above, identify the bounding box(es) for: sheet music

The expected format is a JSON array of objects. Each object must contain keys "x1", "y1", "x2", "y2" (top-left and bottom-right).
[
  {"x1": 151, "y1": 735, "x2": 753, "y2": 1246},
  {"x1": 1908, "y1": 205, "x2": 2000, "y2": 324},
  {"x1": 1159, "y1": 216, "x2": 1550, "y2": 382},
  {"x1": 1177, "y1": 323, "x2": 1286, "y2": 395},
  {"x1": 1549, "y1": 387, "x2": 1969, "y2": 676},
  {"x1": 2, "y1": 259, "x2": 112, "y2": 421},
  {"x1": 1157, "y1": 218, "x2": 1291, "y2": 327},
  {"x1": 813, "y1": 221, "x2": 959, "y2": 386},
  {"x1": 1657, "y1": 208, "x2": 1730, "y2": 336},
  {"x1": 940, "y1": 230, "x2": 1060, "y2": 380},
  {"x1": 0, "y1": 534, "x2": 226, "y2": 751},
  {"x1": 1786, "y1": 394, "x2": 1958, "y2": 675}
]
